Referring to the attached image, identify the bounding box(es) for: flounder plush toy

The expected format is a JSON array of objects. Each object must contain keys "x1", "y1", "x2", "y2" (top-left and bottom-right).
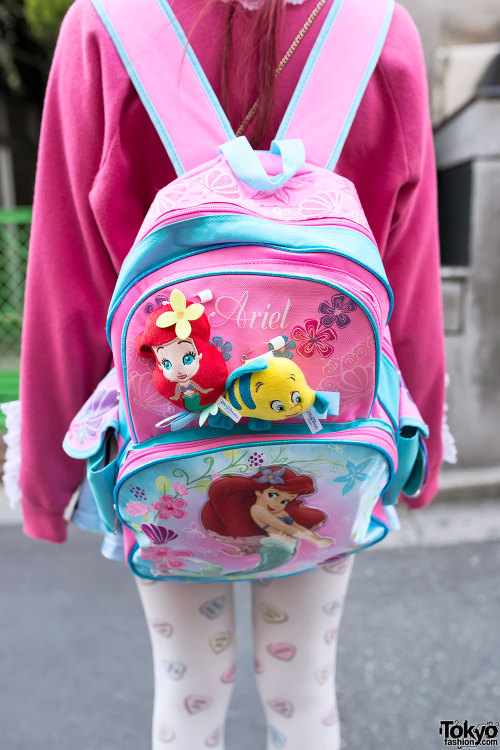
[{"x1": 207, "y1": 356, "x2": 339, "y2": 432}]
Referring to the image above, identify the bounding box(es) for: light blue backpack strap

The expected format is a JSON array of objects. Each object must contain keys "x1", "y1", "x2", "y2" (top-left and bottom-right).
[
  {"x1": 92, "y1": 0, "x2": 393, "y2": 175},
  {"x1": 276, "y1": 0, "x2": 395, "y2": 169},
  {"x1": 91, "y1": 0, "x2": 235, "y2": 175}
]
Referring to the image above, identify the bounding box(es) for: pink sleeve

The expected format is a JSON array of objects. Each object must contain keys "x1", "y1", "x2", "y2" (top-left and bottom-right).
[
  {"x1": 20, "y1": 3, "x2": 118, "y2": 542},
  {"x1": 380, "y1": 13, "x2": 445, "y2": 507}
]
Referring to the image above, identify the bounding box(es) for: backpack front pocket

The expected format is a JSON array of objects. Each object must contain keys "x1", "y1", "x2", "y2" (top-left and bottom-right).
[
  {"x1": 117, "y1": 266, "x2": 385, "y2": 443},
  {"x1": 115, "y1": 427, "x2": 395, "y2": 581}
]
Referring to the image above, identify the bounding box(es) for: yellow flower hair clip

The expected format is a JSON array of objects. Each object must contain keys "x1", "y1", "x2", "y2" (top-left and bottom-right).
[{"x1": 156, "y1": 289, "x2": 205, "y2": 339}]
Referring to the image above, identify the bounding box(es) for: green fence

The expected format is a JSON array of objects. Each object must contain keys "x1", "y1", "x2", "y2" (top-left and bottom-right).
[{"x1": 0, "y1": 206, "x2": 31, "y2": 413}]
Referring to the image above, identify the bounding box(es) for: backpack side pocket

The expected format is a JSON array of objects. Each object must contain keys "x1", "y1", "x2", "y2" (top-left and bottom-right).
[
  {"x1": 382, "y1": 368, "x2": 429, "y2": 506},
  {"x1": 63, "y1": 369, "x2": 123, "y2": 533},
  {"x1": 86, "y1": 430, "x2": 120, "y2": 532}
]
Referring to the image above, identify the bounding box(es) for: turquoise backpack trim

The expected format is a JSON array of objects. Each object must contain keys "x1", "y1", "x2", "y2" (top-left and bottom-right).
[
  {"x1": 91, "y1": 0, "x2": 185, "y2": 175},
  {"x1": 325, "y1": 0, "x2": 395, "y2": 170},
  {"x1": 107, "y1": 215, "x2": 393, "y2": 334},
  {"x1": 155, "y1": 0, "x2": 234, "y2": 144},
  {"x1": 377, "y1": 354, "x2": 400, "y2": 435},
  {"x1": 275, "y1": 0, "x2": 395, "y2": 170},
  {"x1": 276, "y1": 0, "x2": 347, "y2": 140}
]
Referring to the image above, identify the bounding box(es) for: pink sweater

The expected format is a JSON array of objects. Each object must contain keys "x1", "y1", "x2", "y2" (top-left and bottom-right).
[{"x1": 20, "y1": 0, "x2": 445, "y2": 543}]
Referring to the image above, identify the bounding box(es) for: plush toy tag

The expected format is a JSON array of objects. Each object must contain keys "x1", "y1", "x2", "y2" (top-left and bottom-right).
[
  {"x1": 217, "y1": 396, "x2": 242, "y2": 423},
  {"x1": 302, "y1": 407, "x2": 322, "y2": 434}
]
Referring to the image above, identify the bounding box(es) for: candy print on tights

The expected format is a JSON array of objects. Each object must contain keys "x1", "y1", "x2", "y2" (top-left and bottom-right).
[
  {"x1": 220, "y1": 662, "x2": 236, "y2": 684},
  {"x1": 204, "y1": 726, "x2": 222, "y2": 747},
  {"x1": 322, "y1": 598, "x2": 345, "y2": 616},
  {"x1": 151, "y1": 620, "x2": 173, "y2": 638},
  {"x1": 185, "y1": 695, "x2": 213, "y2": 714},
  {"x1": 323, "y1": 559, "x2": 351, "y2": 574},
  {"x1": 269, "y1": 726, "x2": 287, "y2": 749},
  {"x1": 315, "y1": 665, "x2": 332, "y2": 685},
  {"x1": 261, "y1": 601, "x2": 288, "y2": 623},
  {"x1": 322, "y1": 706, "x2": 339, "y2": 726},
  {"x1": 199, "y1": 596, "x2": 226, "y2": 620},
  {"x1": 209, "y1": 631, "x2": 233, "y2": 654},
  {"x1": 157, "y1": 724, "x2": 176, "y2": 743},
  {"x1": 268, "y1": 699, "x2": 295, "y2": 718},
  {"x1": 267, "y1": 642, "x2": 296, "y2": 661},
  {"x1": 324, "y1": 627, "x2": 338, "y2": 645},
  {"x1": 163, "y1": 660, "x2": 186, "y2": 680}
]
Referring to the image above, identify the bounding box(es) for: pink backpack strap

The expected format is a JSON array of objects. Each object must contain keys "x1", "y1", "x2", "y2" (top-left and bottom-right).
[
  {"x1": 276, "y1": 0, "x2": 394, "y2": 169},
  {"x1": 91, "y1": 0, "x2": 393, "y2": 173},
  {"x1": 91, "y1": 0, "x2": 235, "y2": 175}
]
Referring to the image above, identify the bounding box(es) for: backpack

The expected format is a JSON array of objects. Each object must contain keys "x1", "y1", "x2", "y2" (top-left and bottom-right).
[{"x1": 63, "y1": 0, "x2": 429, "y2": 581}]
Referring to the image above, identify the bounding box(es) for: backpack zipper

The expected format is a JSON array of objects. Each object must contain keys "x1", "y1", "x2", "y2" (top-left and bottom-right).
[
  {"x1": 116, "y1": 426, "x2": 397, "y2": 490},
  {"x1": 136, "y1": 203, "x2": 375, "y2": 246}
]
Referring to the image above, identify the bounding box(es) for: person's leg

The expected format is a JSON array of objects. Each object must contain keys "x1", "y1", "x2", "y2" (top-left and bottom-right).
[
  {"x1": 251, "y1": 558, "x2": 354, "y2": 750},
  {"x1": 135, "y1": 577, "x2": 236, "y2": 750}
]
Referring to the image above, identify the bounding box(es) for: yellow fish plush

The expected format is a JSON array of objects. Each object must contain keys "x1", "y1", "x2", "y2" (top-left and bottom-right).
[{"x1": 214, "y1": 357, "x2": 335, "y2": 431}]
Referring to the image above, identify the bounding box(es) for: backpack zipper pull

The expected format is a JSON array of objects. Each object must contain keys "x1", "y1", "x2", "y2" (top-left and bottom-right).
[{"x1": 113, "y1": 504, "x2": 120, "y2": 535}]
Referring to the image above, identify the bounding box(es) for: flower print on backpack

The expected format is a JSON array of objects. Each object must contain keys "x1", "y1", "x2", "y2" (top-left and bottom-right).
[{"x1": 135, "y1": 289, "x2": 228, "y2": 413}]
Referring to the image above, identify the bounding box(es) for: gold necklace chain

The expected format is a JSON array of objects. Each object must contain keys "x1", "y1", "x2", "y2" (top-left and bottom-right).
[{"x1": 235, "y1": 0, "x2": 327, "y2": 137}]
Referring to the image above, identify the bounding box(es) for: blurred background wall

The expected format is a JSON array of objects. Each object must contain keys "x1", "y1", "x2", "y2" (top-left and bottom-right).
[
  {"x1": 399, "y1": 0, "x2": 500, "y2": 497},
  {"x1": 0, "y1": 0, "x2": 499, "y2": 500}
]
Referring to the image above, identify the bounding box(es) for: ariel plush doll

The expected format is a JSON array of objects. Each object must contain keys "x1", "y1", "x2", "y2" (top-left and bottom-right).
[
  {"x1": 201, "y1": 465, "x2": 333, "y2": 554},
  {"x1": 135, "y1": 289, "x2": 228, "y2": 413}
]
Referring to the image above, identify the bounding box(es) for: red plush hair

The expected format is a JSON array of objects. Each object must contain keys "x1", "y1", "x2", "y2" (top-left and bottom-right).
[
  {"x1": 201, "y1": 466, "x2": 327, "y2": 538},
  {"x1": 136, "y1": 305, "x2": 212, "y2": 354},
  {"x1": 135, "y1": 303, "x2": 227, "y2": 409}
]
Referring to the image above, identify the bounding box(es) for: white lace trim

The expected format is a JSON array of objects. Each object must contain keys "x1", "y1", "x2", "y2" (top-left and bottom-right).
[
  {"x1": 442, "y1": 374, "x2": 458, "y2": 464},
  {"x1": 222, "y1": 0, "x2": 308, "y2": 11},
  {"x1": 1, "y1": 400, "x2": 21, "y2": 509}
]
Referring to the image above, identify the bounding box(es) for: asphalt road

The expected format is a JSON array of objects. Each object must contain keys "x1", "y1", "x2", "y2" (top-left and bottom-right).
[{"x1": 1, "y1": 524, "x2": 499, "y2": 750}]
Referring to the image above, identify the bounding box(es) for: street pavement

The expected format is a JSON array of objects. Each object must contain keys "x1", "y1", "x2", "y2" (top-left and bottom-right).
[{"x1": 1, "y1": 501, "x2": 499, "y2": 750}]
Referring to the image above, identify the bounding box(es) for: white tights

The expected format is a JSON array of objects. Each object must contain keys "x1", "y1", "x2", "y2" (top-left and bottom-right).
[{"x1": 135, "y1": 557, "x2": 353, "y2": 750}]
